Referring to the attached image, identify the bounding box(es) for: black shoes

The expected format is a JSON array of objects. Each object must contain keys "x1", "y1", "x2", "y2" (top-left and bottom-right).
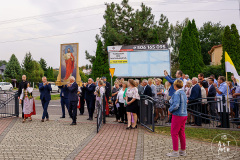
[
  {"x1": 60, "y1": 116, "x2": 65, "y2": 118},
  {"x1": 132, "y1": 125, "x2": 137, "y2": 129},
  {"x1": 87, "y1": 118, "x2": 93, "y2": 121},
  {"x1": 126, "y1": 126, "x2": 132, "y2": 129},
  {"x1": 70, "y1": 122, "x2": 77, "y2": 125}
]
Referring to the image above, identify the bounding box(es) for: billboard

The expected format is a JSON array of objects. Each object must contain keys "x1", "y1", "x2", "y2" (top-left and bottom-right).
[{"x1": 108, "y1": 44, "x2": 171, "y2": 78}]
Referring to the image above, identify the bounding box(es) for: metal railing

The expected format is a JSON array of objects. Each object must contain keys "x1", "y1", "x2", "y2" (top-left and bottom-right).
[
  {"x1": 97, "y1": 94, "x2": 106, "y2": 133},
  {"x1": 139, "y1": 95, "x2": 155, "y2": 132},
  {"x1": 0, "y1": 91, "x2": 19, "y2": 118}
]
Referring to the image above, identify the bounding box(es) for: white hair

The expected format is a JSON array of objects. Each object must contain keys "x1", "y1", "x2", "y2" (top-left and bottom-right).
[
  {"x1": 185, "y1": 75, "x2": 189, "y2": 78},
  {"x1": 142, "y1": 79, "x2": 148, "y2": 83},
  {"x1": 88, "y1": 78, "x2": 93, "y2": 81},
  {"x1": 69, "y1": 76, "x2": 75, "y2": 81},
  {"x1": 192, "y1": 77, "x2": 198, "y2": 82},
  {"x1": 42, "y1": 76, "x2": 47, "y2": 79}
]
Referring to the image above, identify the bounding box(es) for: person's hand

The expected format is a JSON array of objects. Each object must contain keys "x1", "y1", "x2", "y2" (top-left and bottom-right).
[
  {"x1": 19, "y1": 99, "x2": 22, "y2": 104},
  {"x1": 233, "y1": 93, "x2": 236, "y2": 97},
  {"x1": 115, "y1": 101, "x2": 117, "y2": 105},
  {"x1": 213, "y1": 83, "x2": 217, "y2": 87},
  {"x1": 46, "y1": 82, "x2": 49, "y2": 85},
  {"x1": 18, "y1": 97, "x2": 20, "y2": 100},
  {"x1": 187, "y1": 100, "x2": 189, "y2": 103},
  {"x1": 164, "y1": 70, "x2": 168, "y2": 76},
  {"x1": 127, "y1": 102, "x2": 131, "y2": 105}
]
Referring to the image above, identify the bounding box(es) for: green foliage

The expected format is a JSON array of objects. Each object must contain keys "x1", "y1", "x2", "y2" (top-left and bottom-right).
[
  {"x1": 179, "y1": 20, "x2": 204, "y2": 77},
  {"x1": 202, "y1": 65, "x2": 223, "y2": 78},
  {"x1": 46, "y1": 67, "x2": 54, "y2": 81},
  {"x1": 221, "y1": 24, "x2": 240, "y2": 74},
  {"x1": 199, "y1": 22, "x2": 225, "y2": 65},
  {"x1": 91, "y1": 40, "x2": 111, "y2": 81},
  {"x1": 79, "y1": 69, "x2": 88, "y2": 82},
  {"x1": 0, "y1": 60, "x2": 7, "y2": 67},
  {"x1": 85, "y1": 50, "x2": 96, "y2": 64},
  {"x1": 4, "y1": 54, "x2": 22, "y2": 81},
  {"x1": 39, "y1": 58, "x2": 47, "y2": 75}
]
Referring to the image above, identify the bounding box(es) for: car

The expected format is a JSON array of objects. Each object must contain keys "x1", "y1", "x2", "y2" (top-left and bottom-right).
[
  {"x1": 0, "y1": 82, "x2": 13, "y2": 91},
  {"x1": 48, "y1": 82, "x2": 59, "y2": 93}
]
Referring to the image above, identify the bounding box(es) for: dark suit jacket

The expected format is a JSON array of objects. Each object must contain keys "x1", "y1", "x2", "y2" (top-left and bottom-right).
[
  {"x1": 104, "y1": 81, "x2": 111, "y2": 97},
  {"x1": 58, "y1": 85, "x2": 69, "y2": 99},
  {"x1": 80, "y1": 86, "x2": 85, "y2": 99},
  {"x1": 83, "y1": 83, "x2": 96, "y2": 101},
  {"x1": 18, "y1": 81, "x2": 28, "y2": 97},
  {"x1": 68, "y1": 82, "x2": 78, "y2": 102},
  {"x1": 39, "y1": 83, "x2": 52, "y2": 101},
  {"x1": 188, "y1": 84, "x2": 201, "y2": 101},
  {"x1": 207, "y1": 84, "x2": 216, "y2": 101},
  {"x1": 143, "y1": 85, "x2": 152, "y2": 97}
]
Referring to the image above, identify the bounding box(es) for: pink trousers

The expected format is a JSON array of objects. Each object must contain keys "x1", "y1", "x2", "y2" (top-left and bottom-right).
[{"x1": 171, "y1": 115, "x2": 188, "y2": 151}]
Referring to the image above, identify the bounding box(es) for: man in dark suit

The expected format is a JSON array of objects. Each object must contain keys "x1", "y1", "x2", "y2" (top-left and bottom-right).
[
  {"x1": 142, "y1": 79, "x2": 152, "y2": 97},
  {"x1": 39, "y1": 76, "x2": 52, "y2": 122},
  {"x1": 18, "y1": 75, "x2": 28, "y2": 119},
  {"x1": 83, "y1": 78, "x2": 96, "y2": 120},
  {"x1": 208, "y1": 78, "x2": 217, "y2": 119},
  {"x1": 67, "y1": 76, "x2": 79, "y2": 125},
  {"x1": 188, "y1": 77, "x2": 202, "y2": 126},
  {"x1": 102, "y1": 77, "x2": 111, "y2": 101},
  {"x1": 58, "y1": 85, "x2": 69, "y2": 118},
  {"x1": 79, "y1": 85, "x2": 85, "y2": 115}
]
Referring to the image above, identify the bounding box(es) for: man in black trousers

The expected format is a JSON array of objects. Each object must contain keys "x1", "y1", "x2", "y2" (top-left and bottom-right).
[
  {"x1": 18, "y1": 75, "x2": 28, "y2": 119},
  {"x1": 102, "y1": 77, "x2": 111, "y2": 101},
  {"x1": 79, "y1": 84, "x2": 85, "y2": 115},
  {"x1": 67, "y1": 76, "x2": 79, "y2": 125},
  {"x1": 83, "y1": 78, "x2": 96, "y2": 120},
  {"x1": 208, "y1": 78, "x2": 217, "y2": 119}
]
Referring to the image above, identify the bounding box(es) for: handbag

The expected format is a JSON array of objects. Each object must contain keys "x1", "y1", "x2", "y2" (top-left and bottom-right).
[{"x1": 116, "y1": 103, "x2": 120, "y2": 108}]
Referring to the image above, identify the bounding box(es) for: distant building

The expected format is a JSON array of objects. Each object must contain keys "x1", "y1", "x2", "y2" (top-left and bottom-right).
[
  {"x1": 0, "y1": 64, "x2": 6, "y2": 75},
  {"x1": 83, "y1": 69, "x2": 92, "y2": 75},
  {"x1": 208, "y1": 44, "x2": 222, "y2": 65}
]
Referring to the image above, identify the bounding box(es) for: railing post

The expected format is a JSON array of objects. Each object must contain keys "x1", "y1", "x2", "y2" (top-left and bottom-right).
[
  {"x1": 15, "y1": 92, "x2": 19, "y2": 117},
  {"x1": 103, "y1": 94, "x2": 106, "y2": 124},
  {"x1": 221, "y1": 95, "x2": 230, "y2": 128},
  {"x1": 152, "y1": 101, "x2": 155, "y2": 132}
]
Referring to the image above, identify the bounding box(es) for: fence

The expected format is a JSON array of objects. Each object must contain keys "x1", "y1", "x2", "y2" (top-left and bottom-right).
[
  {"x1": 139, "y1": 95, "x2": 155, "y2": 132},
  {"x1": 0, "y1": 91, "x2": 19, "y2": 118},
  {"x1": 97, "y1": 94, "x2": 106, "y2": 133},
  {"x1": 140, "y1": 94, "x2": 240, "y2": 131}
]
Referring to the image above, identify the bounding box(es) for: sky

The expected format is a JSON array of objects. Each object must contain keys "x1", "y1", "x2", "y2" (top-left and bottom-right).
[{"x1": 0, "y1": 0, "x2": 239, "y2": 69}]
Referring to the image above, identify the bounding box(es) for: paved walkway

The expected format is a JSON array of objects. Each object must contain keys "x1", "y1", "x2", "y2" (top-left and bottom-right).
[{"x1": 0, "y1": 100, "x2": 239, "y2": 160}]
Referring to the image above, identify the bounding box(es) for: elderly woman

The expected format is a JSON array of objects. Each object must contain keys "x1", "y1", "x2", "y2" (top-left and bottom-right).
[
  {"x1": 185, "y1": 80, "x2": 192, "y2": 98},
  {"x1": 167, "y1": 80, "x2": 188, "y2": 157},
  {"x1": 154, "y1": 78, "x2": 165, "y2": 121}
]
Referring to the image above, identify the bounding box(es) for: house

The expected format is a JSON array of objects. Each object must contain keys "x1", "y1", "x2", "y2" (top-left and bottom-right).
[
  {"x1": 208, "y1": 44, "x2": 222, "y2": 65},
  {"x1": 0, "y1": 64, "x2": 6, "y2": 75}
]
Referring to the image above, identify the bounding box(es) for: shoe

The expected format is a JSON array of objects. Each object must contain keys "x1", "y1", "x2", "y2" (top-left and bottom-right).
[
  {"x1": 126, "y1": 126, "x2": 132, "y2": 129},
  {"x1": 80, "y1": 113, "x2": 83, "y2": 115},
  {"x1": 60, "y1": 116, "x2": 65, "y2": 118},
  {"x1": 46, "y1": 119, "x2": 49, "y2": 121},
  {"x1": 166, "y1": 151, "x2": 179, "y2": 157},
  {"x1": 22, "y1": 119, "x2": 26, "y2": 123},
  {"x1": 216, "y1": 125, "x2": 221, "y2": 128},
  {"x1": 124, "y1": 121, "x2": 128, "y2": 124},
  {"x1": 179, "y1": 150, "x2": 186, "y2": 156},
  {"x1": 87, "y1": 118, "x2": 93, "y2": 120},
  {"x1": 118, "y1": 121, "x2": 124, "y2": 123},
  {"x1": 41, "y1": 119, "x2": 44, "y2": 122},
  {"x1": 132, "y1": 125, "x2": 137, "y2": 129},
  {"x1": 29, "y1": 117, "x2": 32, "y2": 121},
  {"x1": 70, "y1": 123, "x2": 77, "y2": 125}
]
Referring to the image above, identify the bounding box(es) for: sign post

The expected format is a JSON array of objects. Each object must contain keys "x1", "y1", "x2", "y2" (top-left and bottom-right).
[{"x1": 109, "y1": 68, "x2": 115, "y2": 92}]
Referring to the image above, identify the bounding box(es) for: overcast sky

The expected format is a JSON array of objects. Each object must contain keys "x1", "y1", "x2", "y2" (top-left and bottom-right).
[{"x1": 0, "y1": 0, "x2": 239, "y2": 68}]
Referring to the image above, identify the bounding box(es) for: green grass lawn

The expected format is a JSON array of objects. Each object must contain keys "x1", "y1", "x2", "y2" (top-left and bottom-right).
[
  {"x1": 35, "y1": 94, "x2": 60, "y2": 100},
  {"x1": 155, "y1": 126, "x2": 240, "y2": 146}
]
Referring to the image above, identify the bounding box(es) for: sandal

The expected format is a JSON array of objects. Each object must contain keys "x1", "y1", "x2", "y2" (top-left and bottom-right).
[
  {"x1": 22, "y1": 119, "x2": 26, "y2": 123},
  {"x1": 29, "y1": 117, "x2": 32, "y2": 121}
]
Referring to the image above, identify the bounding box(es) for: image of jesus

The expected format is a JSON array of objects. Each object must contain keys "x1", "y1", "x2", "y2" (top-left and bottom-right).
[{"x1": 63, "y1": 48, "x2": 75, "y2": 80}]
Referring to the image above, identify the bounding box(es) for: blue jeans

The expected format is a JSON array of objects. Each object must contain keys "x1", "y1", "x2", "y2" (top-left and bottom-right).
[
  {"x1": 41, "y1": 99, "x2": 50, "y2": 119},
  {"x1": 61, "y1": 97, "x2": 69, "y2": 117}
]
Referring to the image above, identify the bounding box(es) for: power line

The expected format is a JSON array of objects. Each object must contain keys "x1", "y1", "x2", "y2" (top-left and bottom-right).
[
  {"x1": 0, "y1": 0, "x2": 234, "y2": 25},
  {"x1": 0, "y1": 28, "x2": 100, "y2": 44},
  {"x1": 155, "y1": 8, "x2": 238, "y2": 13}
]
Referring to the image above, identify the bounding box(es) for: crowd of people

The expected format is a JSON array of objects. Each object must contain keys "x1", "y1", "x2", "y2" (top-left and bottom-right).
[{"x1": 17, "y1": 70, "x2": 240, "y2": 157}]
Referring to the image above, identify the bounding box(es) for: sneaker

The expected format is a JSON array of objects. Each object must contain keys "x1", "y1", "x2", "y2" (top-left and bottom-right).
[
  {"x1": 179, "y1": 150, "x2": 186, "y2": 156},
  {"x1": 166, "y1": 151, "x2": 179, "y2": 157}
]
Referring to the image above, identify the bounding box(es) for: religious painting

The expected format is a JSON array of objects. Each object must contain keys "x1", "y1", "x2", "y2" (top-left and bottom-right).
[{"x1": 56, "y1": 43, "x2": 82, "y2": 86}]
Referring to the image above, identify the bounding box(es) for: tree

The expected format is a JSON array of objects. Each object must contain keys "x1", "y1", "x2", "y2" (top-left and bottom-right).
[
  {"x1": 92, "y1": 40, "x2": 110, "y2": 81},
  {"x1": 79, "y1": 69, "x2": 88, "y2": 82},
  {"x1": 22, "y1": 52, "x2": 34, "y2": 77},
  {"x1": 46, "y1": 67, "x2": 54, "y2": 81},
  {"x1": 199, "y1": 22, "x2": 225, "y2": 65},
  {"x1": 4, "y1": 54, "x2": 22, "y2": 81},
  {"x1": 179, "y1": 26, "x2": 194, "y2": 77},
  {"x1": 85, "y1": 50, "x2": 96, "y2": 64},
  {"x1": 31, "y1": 61, "x2": 44, "y2": 83},
  {"x1": 0, "y1": 60, "x2": 7, "y2": 67},
  {"x1": 86, "y1": 64, "x2": 89, "y2": 70},
  {"x1": 169, "y1": 18, "x2": 189, "y2": 75},
  {"x1": 39, "y1": 58, "x2": 47, "y2": 75}
]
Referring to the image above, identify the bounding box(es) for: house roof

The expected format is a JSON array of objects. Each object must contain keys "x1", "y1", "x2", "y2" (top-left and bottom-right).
[
  {"x1": 0, "y1": 64, "x2": 6, "y2": 70},
  {"x1": 208, "y1": 44, "x2": 222, "y2": 55}
]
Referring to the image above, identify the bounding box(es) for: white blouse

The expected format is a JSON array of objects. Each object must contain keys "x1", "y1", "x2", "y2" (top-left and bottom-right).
[
  {"x1": 117, "y1": 89, "x2": 125, "y2": 103},
  {"x1": 20, "y1": 87, "x2": 33, "y2": 100},
  {"x1": 125, "y1": 87, "x2": 140, "y2": 100}
]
